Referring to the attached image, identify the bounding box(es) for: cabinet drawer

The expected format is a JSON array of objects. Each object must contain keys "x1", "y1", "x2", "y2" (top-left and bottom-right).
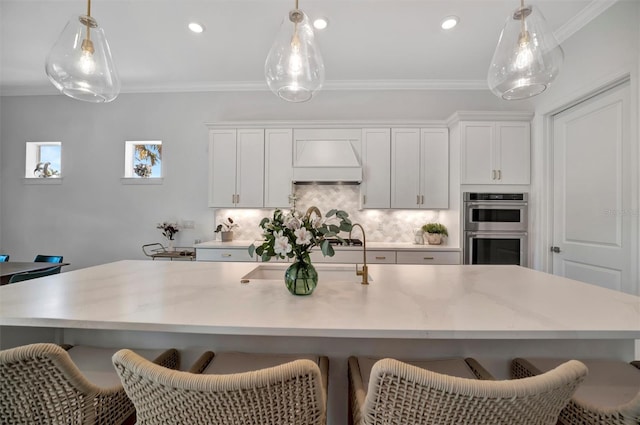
[
  {"x1": 396, "y1": 251, "x2": 460, "y2": 265},
  {"x1": 310, "y1": 250, "x2": 396, "y2": 264},
  {"x1": 196, "y1": 248, "x2": 255, "y2": 262}
]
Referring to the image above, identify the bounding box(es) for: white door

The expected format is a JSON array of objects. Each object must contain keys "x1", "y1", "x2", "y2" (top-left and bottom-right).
[
  {"x1": 235, "y1": 129, "x2": 265, "y2": 208},
  {"x1": 420, "y1": 128, "x2": 449, "y2": 209},
  {"x1": 391, "y1": 128, "x2": 421, "y2": 208},
  {"x1": 361, "y1": 128, "x2": 391, "y2": 209},
  {"x1": 264, "y1": 129, "x2": 293, "y2": 208},
  {"x1": 496, "y1": 122, "x2": 530, "y2": 184},
  {"x1": 552, "y1": 81, "x2": 636, "y2": 294},
  {"x1": 209, "y1": 129, "x2": 237, "y2": 208}
]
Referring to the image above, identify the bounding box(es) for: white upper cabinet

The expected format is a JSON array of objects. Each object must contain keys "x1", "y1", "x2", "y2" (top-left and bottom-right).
[
  {"x1": 209, "y1": 129, "x2": 265, "y2": 208},
  {"x1": 391, "y1": 128, "x2": 449, "y2": 209},
  {"x1": 264, "y1": 129, "x2": 293, "y2": 208},
  {"x1": 361, "y1": 128, "x2": 391, "y2": 209},
  {"x1": 461, "y1": 121, "x2": 530, "y2": 185}
]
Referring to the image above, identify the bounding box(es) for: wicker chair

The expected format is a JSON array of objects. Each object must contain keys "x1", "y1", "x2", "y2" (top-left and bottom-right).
[
  {"x1": 512, "y1": 357, "x2": 640, "y2": 425},
  {"x1": 0, "y1": 343, "x2": 179, "y2": 425},
  {"x1": 348, "y1": 356, "x2": 587, "y2": 425},
  {"x1": 113, "y1": 349, "x2": 328, "y2": 425}
]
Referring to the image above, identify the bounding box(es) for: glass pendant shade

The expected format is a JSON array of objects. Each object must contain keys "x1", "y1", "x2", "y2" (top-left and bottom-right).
[
  {"x1": 265, "y1": 10, "x2": 325, "y2": 103},
  {"x1": 45, "y1": 14, "x2": 120, "y2": 103},
  {"x1": 487, "y1": 4, "x2": 564, "y2": 100}
]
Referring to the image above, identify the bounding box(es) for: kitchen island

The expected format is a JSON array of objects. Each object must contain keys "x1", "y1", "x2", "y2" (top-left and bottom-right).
[{"x1": 1, "y1": 260, "x2": 639, "y2": 424}]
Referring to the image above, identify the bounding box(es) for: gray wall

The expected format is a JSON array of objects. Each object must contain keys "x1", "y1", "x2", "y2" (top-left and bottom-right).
[
  {"x1": 1, "y1": 1, "x2": 638, "y2": 273},
  {"x1": 0, "y1": 89, "x2": 525, "y2": 270}
]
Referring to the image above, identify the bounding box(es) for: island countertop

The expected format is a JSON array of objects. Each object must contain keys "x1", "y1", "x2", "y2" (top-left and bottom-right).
[{"x1": 1, "y1": 260, "x2": 638, "y2": 339}]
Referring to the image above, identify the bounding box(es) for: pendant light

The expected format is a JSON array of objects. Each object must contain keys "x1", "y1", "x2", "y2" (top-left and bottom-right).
[
  {"x1": 45, "y1": 0, "x2": 120, "y2": 103},
  {"x1": 264, "y1": 0, "x2": 325, "y2": 103},
  {"x1": 487, "y1": 0, "x2": 564, "y2": 100}
]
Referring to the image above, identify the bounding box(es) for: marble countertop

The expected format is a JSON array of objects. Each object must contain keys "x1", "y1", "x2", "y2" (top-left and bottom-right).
[
  {"x1": 1, "y1": 260, "x2": 638, "y2": 339},
  {"x1": 195, "y1": 240, "x2": 460, "y2": 251}
]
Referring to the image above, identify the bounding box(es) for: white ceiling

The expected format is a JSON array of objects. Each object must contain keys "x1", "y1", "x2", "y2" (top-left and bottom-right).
[{"x1": 0, "y1": 0, "x2": 617, "y2": 96}]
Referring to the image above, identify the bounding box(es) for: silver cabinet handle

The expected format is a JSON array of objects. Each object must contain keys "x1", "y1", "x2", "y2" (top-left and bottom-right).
[
  {"x1": 417, "y1": 195, "x2": 420, "y2": 205},
  {"x1": 236, "y1": 194, "x2": 240, "y2": 204},
  {"x1": 362, "y1": 195, "x2": 366, "y2": 205},
  {"x1": 550, "y1": 246, "x2": 561, "y2": 253},
  {"x1": 375, "y1": 256, "x2": 386, "y2": 260},
  {"x1": 423, "y1": 256, "x2": 435, "y2": 260},
  {"x1": 222, "y1": 253, "x2": 232, "y2": 257},
  {"x1": 420, "y1": 195, "x2": 424, "y2": 205},
  {"x1": 232, "y1": 194, "x2": 235, "y2": 204},
  {"x1": 498, "y1": 170, "x2": 502, "y2": 180}
]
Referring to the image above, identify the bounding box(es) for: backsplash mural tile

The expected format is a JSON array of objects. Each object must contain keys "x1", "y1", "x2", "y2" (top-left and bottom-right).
[{"x1": 214, "y1": 185, "x2": 455, "y2": 245}]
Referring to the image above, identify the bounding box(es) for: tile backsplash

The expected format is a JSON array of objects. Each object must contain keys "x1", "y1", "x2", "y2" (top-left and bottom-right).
[{"x1": 214, "y1": 185, "x2": 458, "y2": 245}]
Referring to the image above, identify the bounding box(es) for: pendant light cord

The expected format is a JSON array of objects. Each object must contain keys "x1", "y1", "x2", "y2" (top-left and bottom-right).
[
  {"x1": 520, "y1": 0, "x2": 526, "y2": 40},
  {"x1": 86, "y1": 0, "x2": 92, "y2": 41}
]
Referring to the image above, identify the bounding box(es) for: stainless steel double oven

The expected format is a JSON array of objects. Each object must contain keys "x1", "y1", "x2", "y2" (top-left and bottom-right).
[{"x1": 463, "y1": 193, "x2": 528, "y2": 267}]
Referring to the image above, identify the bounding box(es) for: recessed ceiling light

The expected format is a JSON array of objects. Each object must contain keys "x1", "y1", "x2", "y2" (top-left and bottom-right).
[
  {"x1": 188, "y1": 22, "x2": 205, "y2": 33},
  {"x1": 441, "y1": 16, "x2": 459, "y2": 30},
  {"x1": 313, "y1": 17, "x2": 329, "y2": 30}
]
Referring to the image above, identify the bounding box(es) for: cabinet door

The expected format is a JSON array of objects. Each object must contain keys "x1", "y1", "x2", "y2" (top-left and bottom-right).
[
  {"x1": 236, "y1": 129, "x2": 265, "y2": 208},
  {"x1": 460, "y1": 122, "x2": 494, "y2": 184},
  {"x1": 209, "y1": 130, "x2": 237, "y2": 207},
  {"x1": 361, "y1": 128, "x2": 391, "y2": 209},
  {"x1": 391, "y1": 128, "x2": 421, "y2": 208},
  {"x1": 495, "y1": 122, "x2": 530, "y2": 184},
  {"x1": 421, "y1": 128, "x2": 449, "y2": 209},
  {"x1": 264, "y1": 129, "x2": 293, "y2": 208}
]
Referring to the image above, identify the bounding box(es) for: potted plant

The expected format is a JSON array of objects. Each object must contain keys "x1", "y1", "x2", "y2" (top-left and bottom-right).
[
  {"x1": 421, "y1": 222, "x2": 448, "y2": 245},
  {"x1": 215, "y1": 217, "x2": 238, "y2": 242},
  {"x1": 157, "y1": 222, "x2": 179, "y2": 251}
]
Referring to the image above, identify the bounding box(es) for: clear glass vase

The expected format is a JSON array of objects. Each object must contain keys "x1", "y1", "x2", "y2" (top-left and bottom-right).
[{"x1": 285, "y1": 258, "x2": 318, "y2": 296}]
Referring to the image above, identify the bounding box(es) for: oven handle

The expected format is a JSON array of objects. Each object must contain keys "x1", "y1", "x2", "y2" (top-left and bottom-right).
[
  {"x1": 465, "y1": 201, "x2": 528, "y2": 207},
  {"x1": 466, "y1": 231, "x2": 528, "y2": 237}
]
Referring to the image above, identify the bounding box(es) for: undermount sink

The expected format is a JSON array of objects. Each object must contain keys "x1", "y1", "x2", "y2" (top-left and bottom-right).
[{"x1": 241, "y1": 264, "x2": 372, "y2": 283}]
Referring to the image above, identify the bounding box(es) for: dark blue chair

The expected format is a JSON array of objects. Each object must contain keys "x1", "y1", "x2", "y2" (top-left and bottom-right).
[
  {"x1": 8, "y1": 266, "x2": 62, "y2": 283},
  {"x1": 34, "y1": 254, "x2": 63, "y2": 263},
  {"x1": 0, "y1": 254, "x2": 9, "y2": 262}
]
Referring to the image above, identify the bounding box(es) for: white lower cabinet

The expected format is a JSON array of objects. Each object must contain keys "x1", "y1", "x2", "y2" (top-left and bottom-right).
[
  {"x1": 196, "y1": 248, "x2": 255, "y2": 262},
  {"x1": 396, "y1": 251, "x2": 460, "y2": 265},
  {"x1": 310, "y1": 250, "x2": 396, "y2": 264}
]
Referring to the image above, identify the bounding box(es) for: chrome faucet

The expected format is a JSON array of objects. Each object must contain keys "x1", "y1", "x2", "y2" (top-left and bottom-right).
[{"x1": 349, "y1": 223, "x2": 368, "y2": 285}]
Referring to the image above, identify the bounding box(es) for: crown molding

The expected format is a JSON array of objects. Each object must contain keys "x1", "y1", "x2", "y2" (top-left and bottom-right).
[
  {"x1": 446, "y1": 110, "x2": 535, "y2": 126},
  {"x1": 1, "y1": 79, "x2": 489, "y2": 97},
  {"x1": 205, "y1": 120, "x2": 449, "y2": 129},
  {"x1": 554, "y1": 0, "x2": 619, "y2": 43}
]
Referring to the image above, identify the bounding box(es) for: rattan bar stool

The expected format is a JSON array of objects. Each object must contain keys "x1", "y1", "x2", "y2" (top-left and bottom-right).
[
  {"x1": 0, "y1": 343, "x2": 179, "y2": 425},
  {"x1": 512, "y1": 357, "x2": 640, "y2": 425},
  {"x1": 348, "y1": 356, "x2": 587, "y2": 425},
  {"x1": 113, "y1": 349, "x2": 329, "y2": 425}
]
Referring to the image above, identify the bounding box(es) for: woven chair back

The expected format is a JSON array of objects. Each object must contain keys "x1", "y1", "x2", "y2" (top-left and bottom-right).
[
  {"x1": 0, "y1": 343, "x2": 98, "y2": 425},
  {"x1": 113, "y1": 349, "x2": 326, "y2": 425},
  {"x1": 363, "y1": 358, "x2": 587, "y2": 425}
]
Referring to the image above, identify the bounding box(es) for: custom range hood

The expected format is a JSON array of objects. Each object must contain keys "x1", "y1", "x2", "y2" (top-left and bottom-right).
[{"x1": 292, "y1": 129, "x2": 363, "y2": 184}]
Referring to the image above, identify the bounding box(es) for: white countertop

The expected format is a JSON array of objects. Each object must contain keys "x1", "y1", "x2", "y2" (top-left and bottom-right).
[
  {"x1": 1, "y1": 260, "x2": 638, "y2": 339},
  {"x1": 195, "y1": 240, "x2": 460, "y2": 251}
]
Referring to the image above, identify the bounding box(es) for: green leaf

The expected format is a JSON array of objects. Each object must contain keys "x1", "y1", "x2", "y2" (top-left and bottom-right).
[
  {"x1": 329, "y1": 224, "x2": 340, "y2": 233},
  {"x1": 259, "y1": 217, "x2": 270, "y2": 227},
  {"x1": 261, "y1": 253, "x2": 271, "y2": 262},
  {"x1": 336, "y1": 210, "x2": 348, "y2": 219},
  {"x1": 326, "y1": 209, "x2": 337, "y2": 217},
  {"x1": 340, "y1": 222, "x2": 353, "y2": 232},
  {"x1": 321, "y1": 240, "x2": 335, "y2": 257},
  {"x1": 248, "y1": 245, "x2": 256, "y2": 257}
]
